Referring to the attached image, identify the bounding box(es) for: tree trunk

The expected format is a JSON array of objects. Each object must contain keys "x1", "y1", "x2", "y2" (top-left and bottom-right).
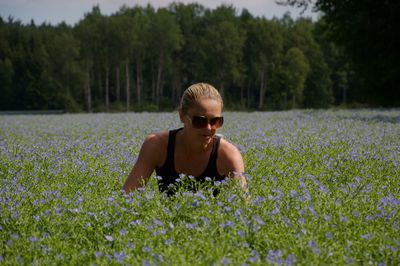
[
  {"x1": 151, "y1": 60, "x2": 156, "y2": 104},
  {"x1": 218, "y1": 69, "x2": 225, "y2": 98},
  {"x1": 97, "y1": 66, "x2": 102, "y2": 103},
  {"x1": 219, "y1": 81, "x2": 225, "y2": 99},
  {"x1": 258, "y1": 66, "x2": 265, "y2": 109},
  {"x1": 116, "y1": 65, "x2": 120, "y2": 102},
  {"x1": 156, "y1": 52, "x2": 164, "y2": 110},
  {"x1": 246, "y1": 79, "x2": 252, "y2": 109},
  {"x1": 240, "y1": 85, "x2": 244, "y2": 109},
  {"x1": 136, "y1": 56, "x2": 143, "y2": 106},
  {"x1": 172, "y1": 68, "x2": 182, "y2": 106},
  {"x1": 85, "y1": 63, "x2": 92, "y2": 112},
  {"x1": 105, "y1": 66, "x2": 110, "y2": 111},
  {"x1": 125, "y1": 59, "x2": 130, "y2": 111},
  {"x1": 342, "y1": 86, "x2": 347, "y2": 105},
  {"x1": 292, "y1": 95, "x2": 296, "y2": 108}
]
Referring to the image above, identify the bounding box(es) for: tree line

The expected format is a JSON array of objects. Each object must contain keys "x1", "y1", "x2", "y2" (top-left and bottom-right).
[{"x1": 0, "y1": 2, "x2": 394, "y2": 112}]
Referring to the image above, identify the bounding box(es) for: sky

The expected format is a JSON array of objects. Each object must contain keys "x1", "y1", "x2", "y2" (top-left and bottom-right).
[{"x1": 0, "y1": 0, "x2": 319, "y2": 26}]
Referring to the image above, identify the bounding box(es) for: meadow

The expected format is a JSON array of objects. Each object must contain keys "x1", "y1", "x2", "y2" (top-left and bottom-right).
[{"x1": 1, "y1": 110, "x2": 399, "y2": 265}]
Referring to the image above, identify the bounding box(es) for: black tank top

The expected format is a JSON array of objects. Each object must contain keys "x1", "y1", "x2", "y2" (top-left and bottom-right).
[{"x1": 155, "y1": 128, "x2": 226, "y2": 195}]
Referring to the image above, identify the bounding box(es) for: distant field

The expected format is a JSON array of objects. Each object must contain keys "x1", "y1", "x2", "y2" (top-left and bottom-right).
[{"x1": 1, "y1": 110, "x2": 399, "y2": 265}]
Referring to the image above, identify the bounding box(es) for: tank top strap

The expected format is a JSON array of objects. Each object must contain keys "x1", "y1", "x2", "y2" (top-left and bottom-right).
[
  {"x1": 166, "y1": 128, "x2": 183, "y2": 166},
  {"x1": 202, "y1": 135, "x2": 222, "y2": 177}
]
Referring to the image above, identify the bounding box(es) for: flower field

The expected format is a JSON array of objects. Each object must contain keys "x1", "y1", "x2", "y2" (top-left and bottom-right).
[{"x1": 1, "y1": 110, "x2": 399, "y2": 265}]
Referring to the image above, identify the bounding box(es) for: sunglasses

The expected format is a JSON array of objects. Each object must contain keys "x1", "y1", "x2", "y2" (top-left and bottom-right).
[{"x1": 186, "y1": 114, "x2": 224, "y2": 128}]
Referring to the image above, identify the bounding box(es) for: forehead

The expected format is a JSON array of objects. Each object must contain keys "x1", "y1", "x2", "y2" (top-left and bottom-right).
[{"x1": 188, "y1": 98, "x2": 222, "y2": 116}]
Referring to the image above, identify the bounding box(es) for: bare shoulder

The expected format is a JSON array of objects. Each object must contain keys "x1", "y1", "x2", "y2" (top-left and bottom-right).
[
  {"x1": 219, "y1": 138, "x2": 242, "y2": 157},
  {"x1": 139, "y1": 131, "x2": 169, "y2": 166},
  {"x1": 217, "y1": 137, "x2": 244, "y2": 175},
  {"x1": 143, "y1": 131, "x2": 169, "y2": 147}
]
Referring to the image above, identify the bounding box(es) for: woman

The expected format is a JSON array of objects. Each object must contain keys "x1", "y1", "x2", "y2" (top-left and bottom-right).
[{"x1": 123, "y1": 83, "x2": 247, "y2": 196}]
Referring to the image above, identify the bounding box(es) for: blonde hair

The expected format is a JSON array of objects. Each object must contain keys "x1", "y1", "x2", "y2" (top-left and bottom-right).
[{"x1": 180, "y1": 83, "x2": 223, "y2": 113}]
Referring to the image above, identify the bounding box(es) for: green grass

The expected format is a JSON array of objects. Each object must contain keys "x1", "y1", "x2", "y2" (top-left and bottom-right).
[{"x1": 1, "y1": 110, "x2": 399, "y2": 265}]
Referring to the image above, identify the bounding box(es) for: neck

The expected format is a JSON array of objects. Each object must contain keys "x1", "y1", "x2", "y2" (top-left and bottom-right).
[{"x1": 180, "y1": 129, "x2": 211, "y2": 154}]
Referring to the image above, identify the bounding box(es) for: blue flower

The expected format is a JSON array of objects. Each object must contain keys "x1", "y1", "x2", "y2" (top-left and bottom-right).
[
  {"x1": 119, "y1": 229, "x2": 127, "y2": 236},
  {"x1": 185, "y1": 222, "x2": 199, "y2": 229},
  {"x1": 126, "y1": 241, "x2": 135, "y2": 249},
  {"x1": 308, "y1": 240, "x2": 320, "y2": 255},
  {"x1": 165, "y1": 239, "x2": 173, "y2": 245},
  {"x1": 29, "y1": 236, "x2": 39, "y2": 243},
  {"x1": 265, "y1": 249, "x2": 283, "y2": 265},
  {"x1": 252, "y1": 215, "x2": 265, "y2": 225},
  {"x1": 220, "y1": 220, "x2": 235, "y2": 228},
  {"x1": 105, "y1": 235, "x2": 114, "y2": 242},
  {"x1": 361, "y1": 233, "x2": 373, "y2": 240},
  {"x1": 114, "y1": 251, "x2": 127, "y2": 262},
  {"x1": 284, "y1": 254, "x2": 297, "y2": 266},
  {"x1": 237, "y1": 230, "x2": 246, "y2": 238}
]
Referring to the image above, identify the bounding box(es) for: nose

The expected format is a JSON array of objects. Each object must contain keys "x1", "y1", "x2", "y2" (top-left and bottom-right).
[{"x1": 207, "y1": 121, "x2": 218, "y2": 130}]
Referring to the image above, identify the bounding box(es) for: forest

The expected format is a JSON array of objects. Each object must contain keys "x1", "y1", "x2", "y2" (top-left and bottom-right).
[{"x1": 0, "y1": 1, "x2": 398, "y2": 112}]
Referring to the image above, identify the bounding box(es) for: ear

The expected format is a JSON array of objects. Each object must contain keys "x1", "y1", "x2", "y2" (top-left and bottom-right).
[{"x1": 178, "y1": 108, "x2": 185, "y2": 123}]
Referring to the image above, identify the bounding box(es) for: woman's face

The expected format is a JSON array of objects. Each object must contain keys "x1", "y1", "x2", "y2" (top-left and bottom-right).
[{"x1": 180, "y1": 97, "x2": 223, "y2": 144}]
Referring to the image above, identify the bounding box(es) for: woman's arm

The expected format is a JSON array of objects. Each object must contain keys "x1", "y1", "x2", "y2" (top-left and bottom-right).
[
  {"x1": 218, "y1": 140, "x2": 250, "y2": 201},
  {"x1": 122, "y1": 134, "x2": 163, "y2": 193}
]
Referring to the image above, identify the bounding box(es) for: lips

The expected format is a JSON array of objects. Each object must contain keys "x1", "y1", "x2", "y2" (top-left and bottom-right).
[{"x1": 200, "y1": 134, "x2": 212, "y2": 139}]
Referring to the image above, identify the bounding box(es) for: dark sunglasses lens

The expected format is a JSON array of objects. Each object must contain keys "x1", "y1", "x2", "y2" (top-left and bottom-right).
[
  {"x1": 210, "y1": 117, "x2": 224, "y2": 127},
  {"x1": 192, "y1": 116, "x2": 208, "y2": 128}
]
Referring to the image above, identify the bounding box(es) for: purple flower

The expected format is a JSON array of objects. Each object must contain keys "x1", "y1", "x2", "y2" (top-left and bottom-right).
[
  {"x1": 290, "y1": 189, "x2": 299, "y2": 198},
  {"x1": 361, "y1": 233, "x2": 373, "y2": 240},
  {"x1": 308, "y1": 240, "x2": 320, "y2": 254},
  {"x1": 29, "y1": 236, "x2": 39, "y2": 243},
  {"x1": 153, "y1": 219, "x2": 164, "y2": 227},
  {"x1": 185, "y1": 222, "x2": 199, "y2": 229},
  {"x1": 33, "y1": 214, "x2": 40, "y2": 222},
  {"x1": 220, "y1": 220, "x2": 235, "y2": 228},
  {"x1": 95, "y1": 251, "x2": 103, "y2": 258},
  {"x1": 248, "y1": 250, "x2": 260, "y2": 263},
  {"x1": 380, "y1": 194, "x2": 400, "y2": 206},
  {"x1": 265, "y1": 249, "x2": 283, "y2": 265},
  {"x1": 237, "y1": 230, "x2": 246, "y2": 238},
  {"x1": 252, "y1": 215, "x2": 265, "y2": 225},
  {"x1": 234, "y1": 209, "x2": 243, "y2": 219},
  {"x1": 340, "y1": 215, "x2": 348, "y2": 223},
  {"x1": 221, "y1": 257, "x2": 230, "y2": 265},
  {"x1": 114, "y1": 251, "x2": 127, "y2": 262},
  {"x1": 165, "y1": 239, "x2": 173, "y2": 245},
  {"x1": 326, "y1": 232, "x2": 333, "y2": 240},
  {"x1": 129, "y1": 219, "x2": 142, "y2": 227},
  {"x1": 281, "y1": 216, "x2": 292, "y2": 227},
  {"x1": 319, "y1": 184, "x2": 329, "y2": 193},
  {"x1": 199, "y1": 216, "x2": 210, "y2": 226},
  {"x1": 323, "y1": 214, "x2": 331, "y2": 221},
  {"x1": 270, "y1": 208, "x2": 280, "y2": 215},
  {"x1": 119, "y1": 229, "x2": 127, "y2": 236},
  {"x1": 285, "y1": 254, "x2": 297, "y2": 266},
  {"x1": 252, "y1": 196, "x2": 265, "y2": 206},
  {"x1": 105, "y1": 235, "x2": 114, "y2": 242}
]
